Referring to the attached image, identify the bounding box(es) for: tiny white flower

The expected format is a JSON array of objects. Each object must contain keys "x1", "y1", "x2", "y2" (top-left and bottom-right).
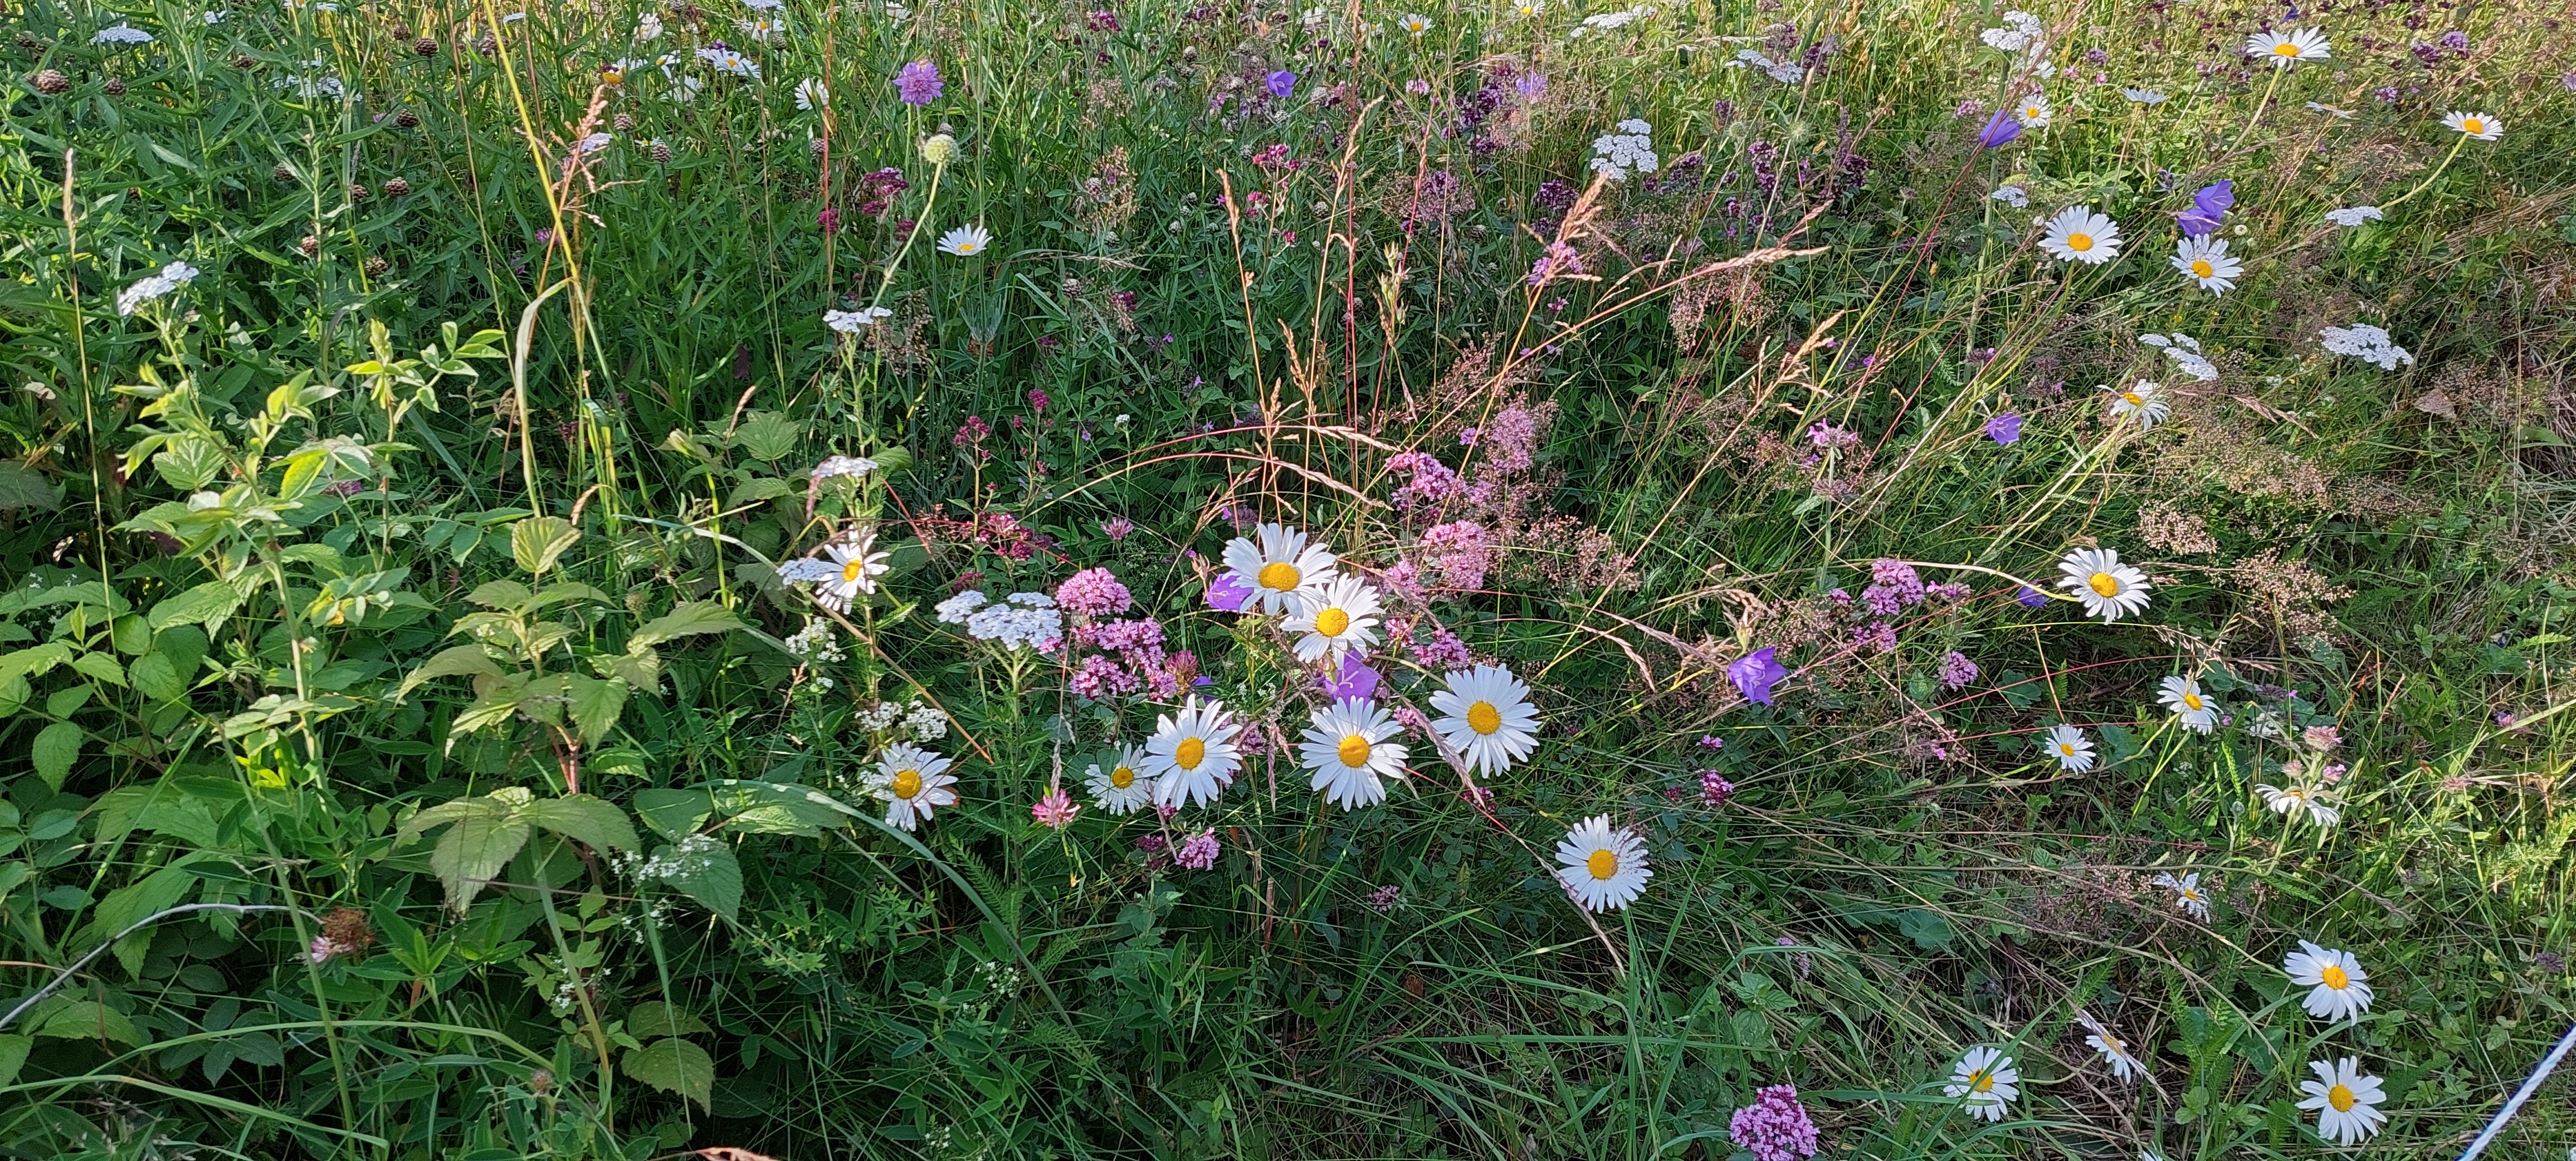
[
  {"x1": 2043, "y1": 724, "x2": 2095, "y2": 772},
  {"x1": 2152, "y1": 871, "x2": 2211, "y2": 919},
  {"x1": 1989, "y1": 184, "x2": 2030, "y2": 208}
]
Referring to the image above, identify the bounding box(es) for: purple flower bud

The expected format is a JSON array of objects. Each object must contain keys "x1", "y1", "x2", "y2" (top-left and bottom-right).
[{"x1": 1976, "y1": 111, "x2": 2022, "y2": 148}]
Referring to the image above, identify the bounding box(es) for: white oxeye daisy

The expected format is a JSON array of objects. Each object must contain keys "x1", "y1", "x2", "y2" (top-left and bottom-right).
[
  {"x1": 1553, "y1": 814, "x2": 1651, "y2": 911},
  {"x1": 2246, "y1": 27, "x2": 2330, "y2": 66},
  {"x1": 2153, "y1": 871, "x2": 2211, "y2": 919},
  {"x1": 1944, "y1": 1046, "x2": 2019, "y2": 1121},
  {"x1": 2106, "y1": 379, "x2": 2170, "y2": 428},
  {"x1": 2056, "y1": 546, "x2": 2151, "y2": 622},
  {"x1": 2039, "y1": 205, "x2": 2123, "y2": 265},
  {"x1": 2171, "y1": 236, "x2": 2243, "y2": 294},
  {"x1": 1219, "y1": 522, "x2": 1338, "y2": 615},
  {"x1": 2077, "y1": 1012, "x2": 2145, "y2": 1082},
  {"x1": 870, "y1": 742, "x2": 957, "y2": 831},
  {"x1": 936, "y1": 223, "x2": 992, "y2": 256},
  {"x1": 1145, "y1": 696, "x2": 1243, "y2": 808},
  {"x1": 816, "y1": 528, "x2": 891, "y2": 612},
  {"x1": 1428, "y1": 664, "x2": 1541, "y2": 775},
  {"x1": 2045, "y1": 724, "x2": 2096, "y2": 772},
  {"x1": 1299, "y1": 697, "x2": 1410, "y2": 810},
  {"x1": 2157, "y1": 675, "x2": 2219, "y2": 733},
  {"x1": 2014, "y1": 93, "x2": 2053, "y2": 128},
  {"x1": 2296, "y1": 1057, "x2": 2388, "y2": 1145},
  {"x1": 2285, "y1": 939, "x2": 2374, "y2": 1022},
  {"x1": 2441, "y1": 110, "x2": 2501, "y2": 140},
  {"x1": 2256, "y1": 782, "x2": 2342, "y2": 827},
  {"x1": 1398, "y1": 12, "x2": 1431, "y2": 35},
  {"x1": 794, "y1": 77, "x2": 828, "y2": 110},
  {"x1": 1083, "y1": 745, "x2": 1157, "y2": 815},
  {"x1": 1283, "y1": 575, "x2": 1384, "y2": 664}
]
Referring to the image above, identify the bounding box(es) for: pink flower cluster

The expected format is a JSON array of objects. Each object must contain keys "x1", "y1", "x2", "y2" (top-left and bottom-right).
[
  {"x1": 1420, "y1": 520, "x2": 1491, "y2": 592},
  {"x1": 1406, "y1": 623, "x2": 1474, "y2": 670},
  {"x1": 1728, "y1": 1085, "x2": 1819, "y2": 1161},
  {"x1": 1175, "y1": 828, "x2": 1221, "y2": 870},
  {"x1": 1068, "y1": 615, "x2": 1189, "y2": 700},
  {"x1": 1860, "y1": 558, "x2": 1924, "y2": 617},
  {"x1": 1388, "y1": 451, "x2": 1466, "y2": 510},
  {"x1": 1054, "y1": 567, "x2": 1133, "y2": 617}
]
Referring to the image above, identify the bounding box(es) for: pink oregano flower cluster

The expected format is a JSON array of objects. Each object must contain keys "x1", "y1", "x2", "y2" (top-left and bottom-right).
[
  {"x1": 1728, "y1": 1084, "x2": 1821, "y2": 1161},
  {"x1": 1055, "y1": 567, "x2": 1194, "y2": 700}
]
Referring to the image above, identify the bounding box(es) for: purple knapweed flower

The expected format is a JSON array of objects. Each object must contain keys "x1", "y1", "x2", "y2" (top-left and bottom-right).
[
  {"x1": 1985, "y1": 412, "x2": 2024, "y2": 445},
  {"x1": 1728, "y1": 1084, "x2": 1821, "y2": 1161},
  {"x1": 1976, "y1": 111, "x2": 2022, "y2": 148},
  {"x1": 894, "y1": 60, "x2": 943, "y2": 105},
  {"x1": 1729, "y1": 647, "x2": 1789, "y2": 706},
  {"x1": 1266, "y1": 70, "x2": 1296, "y2": 99}
]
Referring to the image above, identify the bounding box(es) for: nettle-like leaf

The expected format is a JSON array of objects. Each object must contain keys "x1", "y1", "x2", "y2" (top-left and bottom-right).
[
  {"x1": 398, "y1": 788, "x2": 638, "y2": 908},
  {"x1": 627, "y1": 601, "x2": 746, "y2": 649},
  {"x1": 509, "y1": 516, "x2": 580, "y2": 577},
  {"x1": 621, "y1": 1037, "x2": 714, "y2": 1110}
]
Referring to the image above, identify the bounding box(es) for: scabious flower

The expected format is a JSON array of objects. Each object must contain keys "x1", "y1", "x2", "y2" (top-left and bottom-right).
[
  {"x1": 2285, "y1": 939, "x2": 2374, "y2": 1021},
  {"x1": 1986, "y1": 413, "x2": 2024, "y2": 444},
  {"x1": 1944, "y1": 1046, "x2": 2019, "y2": 1121},
  {"x1": 1728, "y1": 1084, "x2": 1821, "y2": 1161},
  {"x1": 1554, "y1": 814, "x2": 1651, "y2": 911},
  {"x1": 2296, "y1": 1057, "x2": 2388, "y2": 1145},
  {"x1": 920, "y1": 133, "x2": 960, "y2": 165},
  {"x1": 1730, "y1": 647, "x2": 1789, "y2": 705},
  {"x1": 895, "y1": 59, "x2": 943, "y2": 104},
  {"x1": 2153, "y1": 870, "x2": 2211, "y2": 919}
]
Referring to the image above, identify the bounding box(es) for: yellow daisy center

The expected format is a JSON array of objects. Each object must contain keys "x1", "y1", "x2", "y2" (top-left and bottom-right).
[
  {"x1": 2121, "y1": 391, "x2": 2145, "y2": 407},
  {"x1": 2067, "y1": 232, "x2": 2094, "y2": 252},
  {"x1": 891, "y1": 769, "x2": 923, "y2": 799},
  {"x1": 1970, "y1": 1070, "x2": 1996, "y2": 1092},
  {"x1": 1174, "y1": 737, "x2": 1206, "y2": 771},
  {"x1": 2321, "y1": 963, "x2": 2350, "y2": 990},
  {"x1": 1586, "y1": 849, "x2": 1618, "y2": 880},
  {"x1": 2182, "y1": 691, "x2": 2204, "y2": 710},
  {"x1": 2059, "y1": 743, "x2": 2077, "y2": 755},
  {"x1": 2025, "y1": 105, "x2": 2041, "y2": 118},
  {"x1": 842, "y1": 558, "x2": 872, "y2": 583},
  {"x1": 957, "y1": 241, "x2": 979, "y2": 253},
  {"x1": 2087, "y1": 572, "x2": 2121, "y2": 598},
  {"x1": 1257, "y1": 562, "x2": 1302, "y2": 591},
  {"x1": 2191, "y1": 259, "x2": 2215, "y2": 278},
  {"x1": 603, "y1": 68, "x2": 625, "y2": 84},
  {"x1": 2328, "y1": 1083, "x2": 2356, "y2": 1112},
  {"x1": 1110, "y1": 765, "x2": 1136, "y2": 789},
  {"x1": 2275, "y1": 42, "x2": 2300, "y2": 56},
  {"x1": 1466, "y1": 701, "x2": 1502, "y2": 735},
  {"x1": 1315, "y1": 607, "x2": 1352, "y2": 637},
  {"x1": 2462, "y1": 118, "x2": 2484, "y2": 134},
  {"x1": 1338, "y1": 734, "x2": 1372, "y2": 767}
]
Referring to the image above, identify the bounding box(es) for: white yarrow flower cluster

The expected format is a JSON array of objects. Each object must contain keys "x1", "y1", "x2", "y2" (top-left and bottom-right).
[
  {"x1": 116, "y1": 261, "x2": 201, "y2": 316},
  {"x1": 1979, "y1": 9, "x2": 2043, "y2": 52},
  {"x1": 811, "y1": 454, "x2": 879, "y2": 480},
  {"x1": 855, "y1": 698, "x2": 948, "y2": 741},
  {"x1": 94, "y1": 22, "x2": 156, "y2": 45},
  {"x1": 1588, "y1": 119, "x2": 1658, "y2": 182},
  {"x1": 947, "y1": 591, "x2": 1062, "y2": 651},
  {"x1": 2322, "y1": 205, "x2": 2384, "y2": 227},
  {"x1": 1989, "y1": 185, "x2": 2029, "y2": 208},
  {"x1": 784, "y1": 618, "x2": 845, "y2": 666},
  {"x1": 2139, "y1": 332, "x2": 2218, "y2": 381},
  {"x1": 1725, "y1": 49, "x2": 1804, "y2": 84},
  {"x1": 2121, "y1": 86, "x2": 2169, "y2": 104},
  {"x1": 2320, "y1": 323, "x2": 2413, "y2": 370},
  {"x1": 824, "y1": 306, "x2": 892, "y2": 333},
  {"x1": 1568, "y1": 6, "x2": 1652, "y2": 37}
]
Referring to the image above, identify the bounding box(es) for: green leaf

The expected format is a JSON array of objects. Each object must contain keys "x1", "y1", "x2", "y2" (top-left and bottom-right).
[
  {"x1": 658, "y1": 841, "x2": 742, "y2": 921},
  {"x1": 396, "y1": 795, "x2": 503, "y2": 844},
  {"x1": 31, "y1": 721, "x2": 80, "y2": 790},
  {"x1": 0, "y1": 1035, "x2": 29, "y2": 1085},
  {"x1": 465, "y1": 579, "x2": 535, "y2": 611},
  {"x1": 523, "y1": 794, "x2": 639, "y2": 853},
  {"x1": 622, "y1": 1037, "x2": 715, "y2": 1110},
  {"x1": 725, "y1": 476, "x2": 797, "y2": 509},
  {"x1": 626, "y1": 1002, "x2": 710, "y2": 1040},
  {"x1": 0, "y1": 464, "x2": 63, "y2": 513},
  {"x1": 632, "y1": 789, "x2": 713, "y2": 841},
  {"x1": 35, "y1": 1001, "x2": 143, "y2": 1045},
  {"x1": 731, "y1": 411, "x2": 802, "y2": 462},
  {"x1": 399, "y1": 643, "x2": 508, "y2": 696},
  {"x1": 562, "y1": 674, "x2": 628, "y2": 746},
  {"x1": 509, "y1": 516, "x2": 580, "y2": 577},
  {"x1": 129, "y1": 652, "x2": 186, "y2": 702},
  {"x1": 148, "y1": 580, "x2": 244, "y2": 631},
  {"x1": 627, "y1": 601, "x2": 745, "y2": 649},
  {"x1": 150, "y1": 435, "x2": 228, "y2": 491},
  {"x1": 70, "y1": 651, "x2": 125, "y2": 687},
  {"x1": 429, "y1": 813, "x2": 532, "y2": 908},
  {"x1": 87, "y1": 863, "x2": 202, "y2": 975}
]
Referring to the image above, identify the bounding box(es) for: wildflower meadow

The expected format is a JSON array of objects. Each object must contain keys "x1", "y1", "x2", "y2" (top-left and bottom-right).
[{"x1": 4, "y1": 0, "x2": 2576, "y2": 1157}]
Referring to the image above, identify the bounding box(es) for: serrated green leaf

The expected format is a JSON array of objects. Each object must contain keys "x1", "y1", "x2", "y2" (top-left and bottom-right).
[
  {"x1": 627, "y1": 601, "x2": 744, "y2": 649},
  {"x1": 0, "y1": 1035, "x2": 29, "y2": 1085},
  {"x1": 509, "y1": 516, "x2": 580, "y2": 577},
  {"x1": 563, "y1": 675, "x2": 628, "y2": 746},
  {"x1": 524, "y1": 794, "x2": 638, "y2": 853},
  {"x1": 731, "y1": 411, "x2": 802, "y2": 462},
  {"x1": 626, "y1": 1002, "x2": 710, "y2": 1039},
  {"x1": 399, "y1": 643, "x2": 507, "y2": 696},
  {"x1": 31, "y1": 721, "x2": 80, "y2": 790},
  {"x1": 0, "y1": 464, "x2": 62, "y2": 513},
  {"x1": 632, "y1": 789, "x2": 713, "y2": 841},
  {"x1": 148, "y1": 580, "x2": 244, "y2": 631},
  {"x1": 621, "y1": 1037, "x2": 715, "y2": 1110},
  {"x1": 658, "y1": 840, "x2": 742, "y2": 921},
  {"x1": 430, "y1": 813, "x2": 531, "y2": 908},
  {"x1": 35, "y1": 1001, "x2": 142, "y2": 1046}
]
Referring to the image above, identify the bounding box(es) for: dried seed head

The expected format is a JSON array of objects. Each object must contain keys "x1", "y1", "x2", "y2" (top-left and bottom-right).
[
  {"x1": 349, "y1": 182, "x2": 369, "y2": 202},
  {"x1": 103, "y1": 77, "x2": 125, "y2": 96},
  {"x1": 12, "y1": 32, "x2": 42, "y2": 50},
  {"x1": 230, "y1": 53, "x2": 256, "y2": 70},
  {"x1": 473, "y1": 34, "x2": 496, "y2": 56},
  {"x1": 612, "y1": 111, "x2": 635, "y2": 131},
  {"x1": 413, "y1": 36, "x2": 438, "y2": 56},
  {"x1": 383, "y1": 177, "x2": 411, "y2": 197},
  {"x1": 31, "y1": 69, "x2": 70, "y2": 94},
  {"x1": 649, "y1": 139, "x2": 674, "y2": 164},
  {"x1": 299, "y1": 235, "x2": 320, "y2": 257},
  {"x1": 364, "y1": 256, "x2": 389, "y2": 277},
  {"x1": 393, "y1": 108, "x2": 419, "y2": 128},
  {"x1": 272, "y1": 162, "x2": 297, "y2": 183}
]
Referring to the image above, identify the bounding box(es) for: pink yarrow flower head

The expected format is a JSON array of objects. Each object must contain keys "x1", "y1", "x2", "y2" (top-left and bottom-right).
[
  {"x1": 1728, "y1": 1084, "x2": 1821, "y2": 1161},
  {"x1": 895, "y1": 60, "x2": 943, "y2": 105},
  {"x1": 1054, "y1": 567, "x2": 1133, "y2": 617},
  {"x1": 1032, "y1": 783, "x2": 1081, "y2": 828},
  {"x1": 1175, "y1": 828, "x2": 1221, "y2": 870}
]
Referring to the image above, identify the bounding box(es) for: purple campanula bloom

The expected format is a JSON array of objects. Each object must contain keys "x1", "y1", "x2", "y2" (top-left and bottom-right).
[
  {"x1": 1320, "y1": 652, "x2": 1382, "y2": 700},
  {"x1": 1266, "y1": 70, "x2": 1296, "y2": 99},
  {"x1": 2016, "y1": 586, "x2": 2050, "y2": 608},
  {"x1": 895, "y1": 60, "x2": 943, "y2": 105},
  {"x1": 1206, "y1": 573, "x2": 1255, "y2": 612},
  {"x1": 1985, "y1": 413, "x2": 2023, "y2": 444},
  {"x1": 2178, "y1": 179, "x2": 2233, "y2": 236},
  {"x1": 1976, "y1": 111, "x2": 2022, "y2": 148},
  {"x1": 1728, "y1": 647, "x2": 1789, "y2": 706}
]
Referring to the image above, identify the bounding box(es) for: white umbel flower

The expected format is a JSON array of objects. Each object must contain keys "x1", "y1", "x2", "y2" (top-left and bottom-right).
[
  {"x1": 1428, "y1": 664, "x2": 1540, "y2": 775},
  {"x1": 2246, "y1": 27, "x2": 2330, "y2": 66},
  {"x1": 824, "y1": 306, "x2": 892, "y2": 333},
  {"x1": 869, "y1": 743, "x2": 957, "y2": 831},
  {"x1": 2121, "y1": 86, "x2": 2169, "y2": 103},
  {"x1": 2172, "y1": 236, "x2": 2243, "y2": 294},
  {"x1": 2153, "y1": 870, "x2": 2211, "y2": 919},
  {"x1": 1299, "y1": 698, "x2": 1409, "y2": 810},
  {"x1": 2106, "y1": 379, "x2": 2170, "y2": 428},
  {"x1": 2044, "y1": 724, "x2": 2095, "y2": 772},
  {"x1": 2441, "y1": 110, "x2": 2501, "y2": 140},
  {"x1": 1944, "y1": 1046, "x2": 2019, "y2": 1121},
  {"x1": 115, "y1": 261, "x2": 201, "y2": 316},
  {"x1": 1283, "y1": 575, "x2": 1383, "y2": 664},
  {"x1": 2157, "y1": 675, "x2": 2219, "y2": 733},
  {"x1": 2323, "y1": 205, "x2": 2384, "y2": 227},
  {"x1": 2296, "y1": 1057, "x2": 2388, "y2": 1145},
  {"x1": 2285, "y1": 939, "x2": 2374, "y2": 1022},
  {"x1": 2320, "y1": 323, "x2": 2414, "y2": 370},
  {"x1": 2077, "y1": 1012, "x2": 2145, "y2": 1082},
  {"x1": 94, "y1": 22, "x2": 156, "y2": 45},
  {"x1": 936, "y1": 223, "x2": 992, "y2": 256},
  {"x1": 1220, "y1": 522, "x2": 1338, "y2": 615},
  {"x1": 1083, "y1": 745, "x2": 1157, "y2": 816},
  {"x1": 1145, "y1": 696, "x2": 1243, "y2": 808},
  {"x1": 2257, "y1": 782, "x2": 2342, "y2": 827},
  {"x1": 1553, "y1": 814, "x2": 1650, "y2": 911},
  {"x1": 2056, "y1": 547, "x2": 2151, "y2": 622},
  {"x1": 2039, "y1": 205, "x2": 2123, "y2": 265}
]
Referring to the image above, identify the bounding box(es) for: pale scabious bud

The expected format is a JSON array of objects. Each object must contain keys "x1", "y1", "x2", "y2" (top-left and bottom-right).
[{"x1": 920, "y1": 133, "x2": 960, "y2": 165}]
